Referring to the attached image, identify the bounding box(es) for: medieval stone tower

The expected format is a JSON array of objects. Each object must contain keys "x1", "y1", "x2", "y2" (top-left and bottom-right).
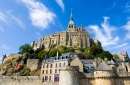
[
  {"x1": 31, "y1": 11, "x2": 101, "y2": 50},
  {"x1": 59, "y1": 66, "x2": 79, "y2": 85}
]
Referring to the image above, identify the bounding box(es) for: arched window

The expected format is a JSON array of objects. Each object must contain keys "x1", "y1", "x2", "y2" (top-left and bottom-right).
[
  {"x1": 45, "y1": 76, "x2": 48, "y2": 81},
  {"x1": 55, "y1": 69, "x2": 57, "y2": 73}
]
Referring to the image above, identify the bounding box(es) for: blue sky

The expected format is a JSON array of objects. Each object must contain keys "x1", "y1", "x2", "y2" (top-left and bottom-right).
[{"x1": 0, "y1": 0, "x2": 130, "y2": 62}]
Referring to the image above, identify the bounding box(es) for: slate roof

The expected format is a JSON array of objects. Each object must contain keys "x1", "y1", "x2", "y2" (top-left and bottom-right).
[
  {"x1": 96, "y1": 61, "x2": 113, "y2": 71},
  {"x1": 44, "y1": 52, "x2": 78, "y2": 63},
  {"x1": 107, "y1": 60, "x2": 115, "y2": 65}
]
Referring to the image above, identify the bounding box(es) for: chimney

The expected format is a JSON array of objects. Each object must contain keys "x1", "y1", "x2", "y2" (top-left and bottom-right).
[{"x1": 57, "y1": 51, "x2": 59, "y2": 59}]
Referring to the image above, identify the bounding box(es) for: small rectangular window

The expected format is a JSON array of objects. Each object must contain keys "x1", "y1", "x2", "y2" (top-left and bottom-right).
[
  {"x1": 59, "y1": 63, "x2": 61, "y2": 67},
  {"x1": 47, "y1": 64, "x2": 49, "y2": 68},
  {"x1": 42, "y1": 70, "x2": 44, "y2": 74},
  {"x1": 50, "y1": 64, "x2": 53, "y2": 68},
  {"x1": 55, "y1": 69, "x2": 57, "y2": 73}
]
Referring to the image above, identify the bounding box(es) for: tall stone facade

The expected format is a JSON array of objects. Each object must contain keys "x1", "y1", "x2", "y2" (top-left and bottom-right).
[{"x1": 31, "y1": 12, "x2": 101, "y2": 50}]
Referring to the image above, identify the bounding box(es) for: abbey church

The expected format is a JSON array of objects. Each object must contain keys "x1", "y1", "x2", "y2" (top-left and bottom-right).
[{"x1": 31, "y1": 11, "x2": 101, "y2": 50}]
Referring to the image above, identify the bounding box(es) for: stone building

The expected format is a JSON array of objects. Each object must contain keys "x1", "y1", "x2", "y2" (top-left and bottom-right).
[
  {"x1": 40, "y1": 52, "x2": 78, "y2": 82},
  {"x1": 31, "y1": 11, "x2": 101, "y2": 50},
  {"x1": 39, "y1": 51, "x2": 130, "y2": 85}
]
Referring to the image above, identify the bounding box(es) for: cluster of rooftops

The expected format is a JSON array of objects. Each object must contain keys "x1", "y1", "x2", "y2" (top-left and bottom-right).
[{"x1": 44, "y1": 51, "x2": 130, "y2": 73}]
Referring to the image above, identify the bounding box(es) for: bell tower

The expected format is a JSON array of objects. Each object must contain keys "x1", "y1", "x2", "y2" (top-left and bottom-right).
[{"x1": 67, "y1": 8, "x2": 75, "y2": 31}]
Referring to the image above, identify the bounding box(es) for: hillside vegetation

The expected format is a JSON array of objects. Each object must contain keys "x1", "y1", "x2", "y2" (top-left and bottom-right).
[
  {"x1": 0, "y1": 43, "x2": 117, "y2": 76},
  {"x1": 19, "y1": 44, "x2": 113, "y2": 60}
]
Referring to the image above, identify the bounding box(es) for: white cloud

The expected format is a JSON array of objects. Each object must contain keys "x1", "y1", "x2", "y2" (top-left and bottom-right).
[
  {"x1": 122, "y1": 21, "x2": 130, "y2": 39},
  {"x1": 20, "y1": 0, "x2": 56, "y2": 30},
  {"x1": 124, "y1": 2, "x2": 130, "y2": 12},
  {"x1": 104, "y1": 2, "x2": 116, "y2": 11},
  {"x1": 88, "y1": 17, "x2": 119, "y2": 47},
  {"x1": 1, "y1": 44, "x2": 10, "y2": 50},
  {"x1": 0, "y1": 12, "x2": 7, "y2": 24},
  {"x1": 0, "y1": 11, "x2": 25, "y2": 29},
  {"x1": 9, "y1": 14, "x2": 25, "y2": 29},
  {"x1": 111, "y1": 43, "x2": 128, "y2": 49},
  {"x1": 55, "y1": 0, "x2": 65, "y2": 12},
  {"x1": 36, "y1": 32, "x2": 42, "y2": 39}
]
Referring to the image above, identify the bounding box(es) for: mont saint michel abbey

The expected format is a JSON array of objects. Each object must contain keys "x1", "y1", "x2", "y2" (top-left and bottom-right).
[{"x1": 31, "y1": 11, "x2": 101, "y2": 50}]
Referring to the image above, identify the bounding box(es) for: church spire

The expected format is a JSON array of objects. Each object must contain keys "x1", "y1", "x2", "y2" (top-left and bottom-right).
[
  {"x1": 69, "y1": 8, "x2": 74, "y2": 24},
  {"x1": 70, "y1": 8, "x2": 73, "y2": 21}
]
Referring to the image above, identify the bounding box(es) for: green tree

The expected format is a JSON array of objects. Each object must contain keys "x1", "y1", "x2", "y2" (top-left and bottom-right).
[
  {"x1": 66, "y1": 47, "x2": 75, "y2": 52},
  {"x1": 59, "y1": 49, "x2": 66, "y2": 54},
  {"x1": 19, "y1": 44, "x2": 31, "y2": 54},
  {"x1": 113, "y1": 54, "x2": 118, "y2": 58},
  {"x1": 78, "y1": 48, "x2": 85, "y2": 53},
  {"x1": 38, "y1": 50, "x2": 48, "y2": 59},
  {"x1": 52, "y1": 44, "x2": 57, "y2": 48},
  {"x1": 49, "y1": 49, "x2": 58, "y2": 57},
  {"x1": 98, "y1": 51, "x2": 113, "y2": 60},
  {"x1": 89, "y1": 45, "x2": 103, "y2": 57}
]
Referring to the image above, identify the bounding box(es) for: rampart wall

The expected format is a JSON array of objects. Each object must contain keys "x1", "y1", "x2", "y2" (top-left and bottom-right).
[
  {"x1": 79, "y1": 72, "x2": 130, "y2": 85},
  {"x1": 0, "y1": 72, "x2": 130, "y2": 85}
]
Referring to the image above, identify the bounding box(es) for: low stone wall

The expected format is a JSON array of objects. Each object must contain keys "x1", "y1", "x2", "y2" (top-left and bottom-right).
[{"x1": 0, "y1": 76, "x2": 43, "y2": 85}]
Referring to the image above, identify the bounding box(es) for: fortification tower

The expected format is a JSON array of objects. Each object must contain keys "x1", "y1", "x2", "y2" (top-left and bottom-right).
[
  {"x1": 59, "y1": 66, "x2": 79, "y2": 85},
  {"x1": 94, "y1": 61, "x2": 115, "y2": 85}
]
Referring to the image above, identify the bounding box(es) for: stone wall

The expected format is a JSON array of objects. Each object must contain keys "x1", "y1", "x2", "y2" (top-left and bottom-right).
[
  {"x1": 0, "y1": 76, "x2": 58, "y2": 85},
  {"x1": 0, "y1": 76, "x2": 43, "y2": 85},
  {"x1": 1, "y1": 72, "x2": 130, "y2": 85},
  {"x1": 79, "y1": 72, "x2": 130, "y2": 85},
  {"x1": 27, "y1": 59, "x2": 41, "y2": 71}
]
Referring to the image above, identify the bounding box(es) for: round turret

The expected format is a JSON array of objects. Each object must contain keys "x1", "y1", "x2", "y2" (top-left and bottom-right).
[{"x1": 59, "y1": 66, "x2": 79, "y2": 85}]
